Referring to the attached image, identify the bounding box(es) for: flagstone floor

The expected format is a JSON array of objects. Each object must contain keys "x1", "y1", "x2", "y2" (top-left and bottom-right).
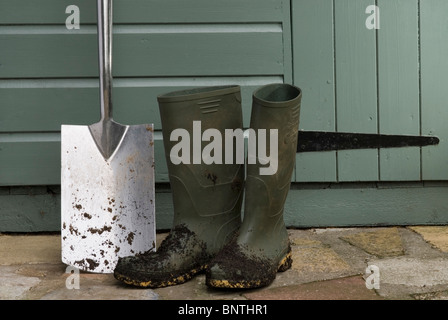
[{"x1": 1, "y1": 226, "x2": 448, "y2": 300}]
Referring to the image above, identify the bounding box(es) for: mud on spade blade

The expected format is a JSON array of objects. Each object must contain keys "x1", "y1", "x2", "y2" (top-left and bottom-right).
[{"x1": 61, "y1": 125, "x2": 155, "y2": 273}]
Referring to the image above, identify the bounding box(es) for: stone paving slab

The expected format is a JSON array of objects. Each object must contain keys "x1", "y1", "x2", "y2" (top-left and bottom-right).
[
  {"x1": 40, "y1": 272, "x2": 159, "y2": 300},
  {"x1": 244, "y1": 276, "x2": 383, "y2": 300},
  {"x1": 340, "y1": 227, "x2": 405, "y2": 257},
  {"x1": 367, "y1": 257, "x2": 448, "y2": 299},
  {"x1": 409, "y1": 226, "x2": 448, "y2": 253},
  {"x1": 414, "y1": 290, "x2": 448, "y2": 300},
  {"x1": 0, "y1": 235, "x2": 61, "y2": 265},
  {"x1": 0, "y1": 266, "x2": 41, "y2": 300},
  {"x1": 291, "y1": 245, "x2": 351, "y2": 274}
]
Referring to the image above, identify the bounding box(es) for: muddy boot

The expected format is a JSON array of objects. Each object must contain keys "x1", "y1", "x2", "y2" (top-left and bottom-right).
[
  {"x1": 114, "y1": 85, "x2": 245, "y2": 288},
  {"x1": 206, "y1": 83, "x2": 302, "y2": 289}
]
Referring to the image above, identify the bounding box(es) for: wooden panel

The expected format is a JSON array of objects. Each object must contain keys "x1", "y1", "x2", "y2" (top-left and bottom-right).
[
  {"x1": 335, "y1": 0, "x2": 378, "y2": 181},
  {"x1": 420, "y1": 0, "x2": 448, "y2": 180},
  {"x1": 0, "y1": 0, "x2": 287, "y2": 24},
  {"x1": 0, "y1": 187, "x2": 175, "y2": 232},
  {"x1": 0, "y1": 192, "x2": 61, "y2": 232},
  {"x1": 377, "y1": 0, "x2": 421, "y2": 181},
  {"x1": 0, "y1": 80, "x2": 280, "y2": 132},
  {"x1": 284, "y1": 183, "x2": 448, "y2": 228},
  {"x1": 0, "y1": 133, "x2": 169, "y2": 186},
  {"x1": 0, "y1": 137, "x2": 60, "y2": 186},
  {"x1": 292, "y1": 0, "x2": 337, "y2": 182},
  {"x1": 0, "y1": 30, "x2": 284, "y2": 78},
  {"x1": 0, "y1": 0, "x2": 292, "y2": 186},
  {"x1": 3, "y1": 183, "x2": 448, "y2": 232}
]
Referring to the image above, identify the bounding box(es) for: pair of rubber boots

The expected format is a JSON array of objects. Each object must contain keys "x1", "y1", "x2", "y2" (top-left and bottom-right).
[{"x1": 114, "y1": 83, "x2": 302, "y2": 289}]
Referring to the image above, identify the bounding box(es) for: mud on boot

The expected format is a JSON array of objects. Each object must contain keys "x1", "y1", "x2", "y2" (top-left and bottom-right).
[
  {"x1": 114, "y1": 85, "x2": 244, "y2": 288},
  {"x1": 206, "y1": 83, "x2": 302, "y2": 290},
  {"x1": 114, "y1": 224, "x2": 211, "y2": 288},
  {"x1": 206, "y1": 238, "x2": 293, "y2": 289}
]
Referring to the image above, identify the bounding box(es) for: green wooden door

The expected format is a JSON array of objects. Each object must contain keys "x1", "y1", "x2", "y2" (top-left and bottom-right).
[
  {"x1": 1, "y1": 0, "x2": 448, "y2": 231},
  {"x1": 285, "y1": 0, "x2": 448, "y2": 228},
  {"x1": 292, "y1": 0, "x2": 448, "y2": 182},
  {"x1": 0, "y1": 0, "x2": 293, "y2": 231},
  {"x1": 0, "y1": 0, "x2": 292, "y2": 186}
]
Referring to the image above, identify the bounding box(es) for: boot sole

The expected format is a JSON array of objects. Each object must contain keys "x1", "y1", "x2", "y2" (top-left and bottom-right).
[
  {"x1": 206, "y1": 250, "x2": 293, "y2": 289},
  {"x1": 114, "y1": 264, "x2": 207, "y2": 288}
]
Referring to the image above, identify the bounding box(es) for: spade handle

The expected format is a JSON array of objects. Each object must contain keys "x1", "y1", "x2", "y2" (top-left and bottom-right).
[{"x1": 97, "y1": 0, "x2": 113, "y2": 122}]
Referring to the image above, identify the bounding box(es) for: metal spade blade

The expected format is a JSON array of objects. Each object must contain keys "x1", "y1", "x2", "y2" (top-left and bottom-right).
[{"x1": 61, "y1": 0, "x2": 156, "y2": 273}]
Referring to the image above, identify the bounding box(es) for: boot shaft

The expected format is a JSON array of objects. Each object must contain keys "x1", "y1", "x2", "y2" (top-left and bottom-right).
[
  {"x1": 157, "y1": 85, "x2": 244, "y2": 252},
  {"x1": 241, "y1": 83, "x2": 302, "y2": 250},
  {"x1": 248, "y1": 83, "x2": 302, "y2": 179}
]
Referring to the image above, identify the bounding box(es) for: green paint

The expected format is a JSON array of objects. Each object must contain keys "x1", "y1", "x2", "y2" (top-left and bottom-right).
[
  {"x1": 1, "y1": 0, "x2": 448, "y2": 231},
  {"x1": 0, "y1": 33, "x2": 284, "y2": 78},
  {"x1": 335, "y1": 0, "x2": 378, "y2": 182},
  {"x1": 0, "y1": 0, "x2": 286, "y2": 24},
  {"x1": 420, "y1": 0, "x2": 448, "y2": 180},
  {"x1": 0, "y1": 136, "x2": 169, "y2": 186},
  {"x1": 377, "y1": 0, "x2": 420, "y2": 181},
  {"x1": 284, "y1": 183, "x2": 448, "y2": 227},
  {"x1": 2, "y1": 183, "x2": 448, "y2": 232},
  {"x1": 292, "y1": 0, "x2": 337, "y2": 182}
]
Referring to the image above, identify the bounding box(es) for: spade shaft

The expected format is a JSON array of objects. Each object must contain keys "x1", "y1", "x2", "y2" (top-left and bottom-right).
[
  {"x1": 89, "y1": 0, "x2": 125, "y2": 160},
  {"x1": 97, "y1": 0, "x2": 113, "y2": 122}
]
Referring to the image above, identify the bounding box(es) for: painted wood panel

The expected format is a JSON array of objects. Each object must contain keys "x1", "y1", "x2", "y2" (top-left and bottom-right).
[
  {"x1": 0, "y1": 0, "x2": 292, "y2": 186},
  {"x1": 420, "y1": 0, "x2": 448, "y2": 180},
  {"x1": 292, "y1": 0, "x2": 441, "y2": 183},
  {"x1": 0, "y1": 81, "x2": 280, "y2": 132},
  {"x1": 0, "y1": 186, "x2": 176, "y2": 232},
  {"x1": 284, "y1": 183, "x2": 448, "y2": 227},
  {"x1": 3, "y1": 183, "x2": 448, "y2": 232},
  {"x1": 0, "y1": 31, "x2": 284, "y2": 78},
  {"x1": 0, "y1": 0, "x2": 287, "y2": 24},
  {"x1": 0, "y1": 134, "x2": 168, "y2": 186},
  {"x1": 377, "y1": 0, "x2": 421, "y2": 181},
  {"x1": 2, "y1": 0, "x2": 448, "y2": 187},
  {"x1": 292, "y1": 0, "x2": 337, "y2": 182},
  {"x1": 2, "y1": 0, "x2": 448, "y2": 230},
  {"x1": 335, "y1": 0, "x2": 378, "y2": 182}
]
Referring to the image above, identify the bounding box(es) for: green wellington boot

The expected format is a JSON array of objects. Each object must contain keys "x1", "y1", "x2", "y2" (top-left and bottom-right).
[
  {"x1": 206, "y1": 83, "x2": 302, "y2": 289},
  {"x1": 114, "y1": 85, "x2": 244, "y2": 288}
]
